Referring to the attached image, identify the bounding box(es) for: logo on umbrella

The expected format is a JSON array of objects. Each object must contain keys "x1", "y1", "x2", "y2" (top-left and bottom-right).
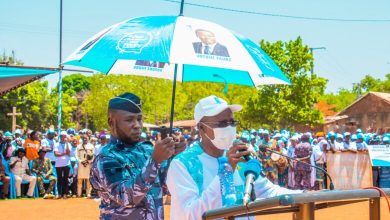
[
  {"x1": 117, "y1": 32, "x2": 152, "y2": 53},
  {"x1": 249, "y1": 47, "x2": 274, "y2": 72}
]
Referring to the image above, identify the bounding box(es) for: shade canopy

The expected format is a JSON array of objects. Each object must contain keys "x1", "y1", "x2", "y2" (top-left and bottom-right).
[{"x1": 0, "y1": 66, "x2": 57, "y2": 95}]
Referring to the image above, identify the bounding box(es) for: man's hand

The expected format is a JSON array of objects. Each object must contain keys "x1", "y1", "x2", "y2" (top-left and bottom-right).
[
  {"x1": 172, "y1": 134, "x2": 186, "y2": 155},
  {"x1": 227, "y1": 142, "x2": 250, "y2": 170},
  {"x1": 152, "y1": 137, "x2": 175, "y2": 164}
]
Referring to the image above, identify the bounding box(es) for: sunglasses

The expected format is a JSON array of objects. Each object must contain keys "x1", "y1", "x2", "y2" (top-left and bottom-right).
[{"x1": 202, "y1": 119, "x2": 239, "y2": 128}]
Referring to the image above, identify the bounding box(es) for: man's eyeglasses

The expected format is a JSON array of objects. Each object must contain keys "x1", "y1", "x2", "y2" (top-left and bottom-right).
[{"x1": 202, "y1": 120, "x2": 239, "y2": 128}]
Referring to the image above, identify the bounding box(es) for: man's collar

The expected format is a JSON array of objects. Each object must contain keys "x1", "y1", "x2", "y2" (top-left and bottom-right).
[
  {"x1": 202, "y1": 42, "x2": 217, "y2": 48},
  {"x1": 110, "y1": 137, "x2": 139, "y2": 148}
]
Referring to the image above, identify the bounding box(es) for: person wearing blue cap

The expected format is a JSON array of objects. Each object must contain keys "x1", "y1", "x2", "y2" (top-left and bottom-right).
[
  {"x1": 330, "y1": 133, "x2": 344, "y2": 152},
  {"x1": 12, "y1": 129, "x2": 24, "y2": 146},
  {"x1": 356, "y1": 133, "x2": 368, "y2": 151},
  {"x1": 90, "y1": 92, "x2": 186, "y2": 220}
]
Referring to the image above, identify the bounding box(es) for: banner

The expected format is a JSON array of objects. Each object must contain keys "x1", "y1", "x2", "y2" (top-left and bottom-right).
[
  {"x1": 367, "y1": 145, "x2": 390, "y2": 167},
  {"x1": 326, "y1": 152, "x2": 372, "y2": 189}
]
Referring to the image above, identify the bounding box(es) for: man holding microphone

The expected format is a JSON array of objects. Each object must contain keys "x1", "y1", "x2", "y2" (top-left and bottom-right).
[{"x1": 167, "y1": 95, "x2": 301, "y2": 219}]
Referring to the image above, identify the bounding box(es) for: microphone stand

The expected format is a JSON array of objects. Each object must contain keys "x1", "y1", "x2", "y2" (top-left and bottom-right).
[{"x1": 260, "y1": 148, "x2": 335, "y2": 190}]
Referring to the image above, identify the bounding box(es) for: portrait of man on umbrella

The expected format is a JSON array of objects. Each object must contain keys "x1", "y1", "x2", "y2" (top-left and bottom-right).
[{"x1": 192, "y1": 28, "x2": 230, "y2": 58}]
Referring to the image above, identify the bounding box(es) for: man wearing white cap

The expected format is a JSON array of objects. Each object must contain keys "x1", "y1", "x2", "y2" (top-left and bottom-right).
[{"x1": 167, "y1": 95, "x2": 301, "y2": 219}]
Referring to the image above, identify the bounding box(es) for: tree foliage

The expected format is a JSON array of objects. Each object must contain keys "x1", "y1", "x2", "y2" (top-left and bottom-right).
[
  {"x1": 81, "y1": 74, "x2": 256, "y2": 130},
  {"x1": 49, "y1": 74, "x2": 92, "y2": 129},
  {"x1": 0, "y1": 81, "x2": 51, "y2": 131},
  {"x1": 314, "y1": 100, "x2": 337, "y2": 116},
  {"x1": 240, "y1": 37, "x2": 327, "y2": 130}
]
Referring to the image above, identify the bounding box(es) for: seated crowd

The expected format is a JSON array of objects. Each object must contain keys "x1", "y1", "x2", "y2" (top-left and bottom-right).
[{"x1": 0, "y1": 128, "x2": 108, "y2": 199}]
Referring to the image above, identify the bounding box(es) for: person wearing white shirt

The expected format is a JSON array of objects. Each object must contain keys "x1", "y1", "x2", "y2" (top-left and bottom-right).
[
  {"x1": 54, "y1": 131, "x2": 71, "y2": 199},
  {"x1": 342, "y1": 132, "x2": 357, "y2": 153},
  {"x1": 40, "y1": 130, "x2": 57, "y2": 165},
  {"x1": 287, "y1": 136, "x2": 299, "y2": 189},
  {"x1": 312, "y1": 138, "x2": 328, "y2": 190},
  {"x1": 94, "y1": 135, "x2": 109, "y2": 156},
  {"x1": 331, "y1": 134, "x2": 345, "y2": 152},
  {"x1": 167, "y1": 95, "x2": 301, "y2": 220},
  {"x1": 356, "y1": 134, "x2": 368, "y2": 151},
  {"x1": 9, "y1": 148, "x2": 36, "y2": 198}
]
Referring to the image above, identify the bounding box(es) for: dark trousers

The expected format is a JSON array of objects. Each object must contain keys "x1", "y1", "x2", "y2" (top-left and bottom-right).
[
  {"x1": 56, "y1": 166, "x2": 70, "y2": 196},
  {"x1": 70, "y1": 161, "x2": 77, "y2": 195}
]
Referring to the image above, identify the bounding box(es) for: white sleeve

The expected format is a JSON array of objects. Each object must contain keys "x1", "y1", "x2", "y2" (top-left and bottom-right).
[
  {"x1": 54, "y1": 143, "x2": 59, "y2": 153},
  {"x1": 40, "y1": 139, "x2": 48, "y2": 147},
  {"x1": 254, "y1": 175, "x2": 302, "y2": 199},
  {"x1": 167, "y1": 159, "x2": 221, "y2": 220},
  {"x1": 10, "y1": 157, "x2": 16, "y2": 164}
]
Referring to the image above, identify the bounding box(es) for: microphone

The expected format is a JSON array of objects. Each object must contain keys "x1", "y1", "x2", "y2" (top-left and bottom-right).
[
  {"x1": 258, "y1": 145, "x2": 335, "y2": 190},
  {"x1": 242, "y1": 159, "x2": 262, "y2": 206},
  {"x1": 233, "y1": 140, "x2": 262, "y2": 205},
  {"x1": 233, "y1": 139, "x2": 257, "y2": 161}
]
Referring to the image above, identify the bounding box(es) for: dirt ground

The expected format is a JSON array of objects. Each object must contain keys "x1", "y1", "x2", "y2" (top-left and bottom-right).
[{"x1": 0, "y1": 198, "x2": 389, "y2": 220}]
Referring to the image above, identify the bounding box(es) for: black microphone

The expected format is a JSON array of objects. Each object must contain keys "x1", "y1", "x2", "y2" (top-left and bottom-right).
[
  {"x1": 233, "y1": 140, "x2": 262, "y2": 205},
  {"x1": 258, "y1": 145, "x2": 335, "y2": 190},
  {"x1": 234, "y1": 139, "x2": 257, "y2": 161}
]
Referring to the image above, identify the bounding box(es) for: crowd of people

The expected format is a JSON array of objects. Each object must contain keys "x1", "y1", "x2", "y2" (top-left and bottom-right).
[
  {"x1": 1, "y1": 123, "x2": 389, "y2": 200},
  {"x1": 0, "y1": 128, "x2": 108, "y2": 199},
  {"x1": 2, "y1": 93, "x2": 390, "y2": 220},
  {"x1": 236, "y1": 128, "x2": 390, "y2": 191}
]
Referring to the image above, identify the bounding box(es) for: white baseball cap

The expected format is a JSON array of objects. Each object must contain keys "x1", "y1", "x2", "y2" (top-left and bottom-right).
[{"x1": 194, "y1": 95, "x2": 242, "y2": 124}]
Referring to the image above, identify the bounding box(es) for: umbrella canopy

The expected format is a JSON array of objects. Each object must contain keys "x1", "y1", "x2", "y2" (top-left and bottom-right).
[
  {"x1": 65, "y1": 15, "x2": 290, "y2": 86},
  {"x1": 0, "y1": 65, "x2": 57, "y2": 95}
]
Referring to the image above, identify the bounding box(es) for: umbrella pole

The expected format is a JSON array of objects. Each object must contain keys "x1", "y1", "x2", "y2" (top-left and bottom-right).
[
  {"x1": 169, "y1": 64, "x2": 179, "y2": 135},
  {"x1": 57, "y1": 0, "x2": 63, "y2": 135},
  {"x1": 179, "y1": 0, "x2": 185, "y2": 16}
]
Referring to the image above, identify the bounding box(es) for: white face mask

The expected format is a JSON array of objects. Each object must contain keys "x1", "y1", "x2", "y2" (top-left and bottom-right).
[{"x1": 202, "y1": 123, "x2": 236, "y2": 150}]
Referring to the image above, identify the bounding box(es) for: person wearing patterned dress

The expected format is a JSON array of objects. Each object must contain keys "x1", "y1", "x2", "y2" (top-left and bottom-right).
[
  {"x1": 90, "y1": 92, "x2": 185, "y2": 220},
  {"x1": 258, "y1": 131, "x2": 279, "y2": 184},
  {"x1": 293, "y1": 134, "x2": 313, "y2": 190}
]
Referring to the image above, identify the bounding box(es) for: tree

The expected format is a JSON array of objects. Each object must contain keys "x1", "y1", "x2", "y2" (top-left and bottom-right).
[
  {"x1": 0, "y1": 81, "x2": 51, "y2": 131},
  {"x1": 352, "y1": 75, "x2": 382, "y2": 95},
  {"x1": 80, "y1": 73, "x2": 257, "y2": 131},
  {"x1": 314, "y1": 100, "x2": 337, "y2": 116},
  {"x1": 49, "y1": 74, "x2": 91, "y2": 129},
  {"x1": 321, "y1": 88, "x2": 358, "y2": 113},
  {"x1": 240, "y1": 37, "x2": 327, "y2": 130}
]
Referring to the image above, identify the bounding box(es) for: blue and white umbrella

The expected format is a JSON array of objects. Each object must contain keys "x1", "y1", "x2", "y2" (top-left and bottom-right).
[
  {"x1": 65, "y1": 15, "x2": 289, "y2": 86},
  {"x1": 64, "y1": 15, "x2": 290, "y2": 129}
]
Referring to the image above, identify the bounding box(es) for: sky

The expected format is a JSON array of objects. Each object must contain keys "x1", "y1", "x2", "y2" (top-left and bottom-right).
[{"x1": 1, "y1": 0, "x2": 390, "y2": 92}]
